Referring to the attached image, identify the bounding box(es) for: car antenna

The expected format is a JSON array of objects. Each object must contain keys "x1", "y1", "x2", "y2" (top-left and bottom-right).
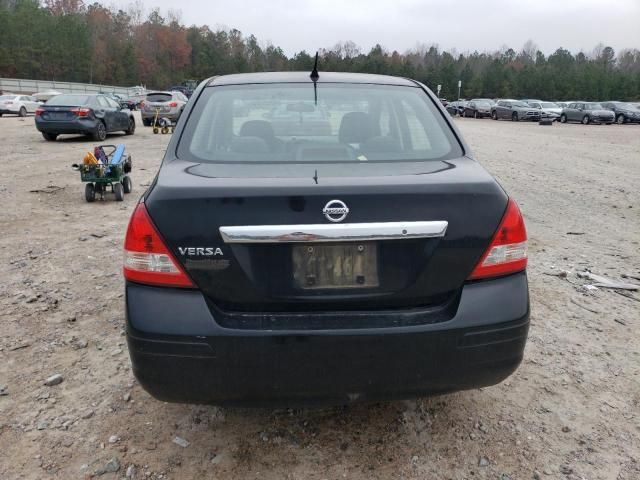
[{"x1": 310, "y1": 51, "x2": 319, "y2": 105}]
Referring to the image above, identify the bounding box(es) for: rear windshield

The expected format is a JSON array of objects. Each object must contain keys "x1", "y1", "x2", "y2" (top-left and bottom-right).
[
  {"x1": 146, "y1": 93, "x2": 172, "y2": 102},
  {"x1": 178, "y1": 83, "x2": 462, "y2": 164},
  {"x1": 46, "y1": 94, "x2": 90, "y2": 106},
  {"x1": 0, "y1": 95, "x2": 17, "y2": 100}
]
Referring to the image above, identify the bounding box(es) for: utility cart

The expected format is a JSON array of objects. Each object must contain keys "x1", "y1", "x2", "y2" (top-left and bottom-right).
[{"x1": 74, "y1": 144, "x2": 133, "y2": 202}]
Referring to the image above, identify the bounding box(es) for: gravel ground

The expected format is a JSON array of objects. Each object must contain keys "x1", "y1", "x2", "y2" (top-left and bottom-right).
[{"x1": 0, "y1": 113, "x2": 639, "y2": 480}]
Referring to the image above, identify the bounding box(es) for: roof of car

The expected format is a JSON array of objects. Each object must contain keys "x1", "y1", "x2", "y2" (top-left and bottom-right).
[{"x1": 207, "y1": 71, "x2": 418, "y2": 87}]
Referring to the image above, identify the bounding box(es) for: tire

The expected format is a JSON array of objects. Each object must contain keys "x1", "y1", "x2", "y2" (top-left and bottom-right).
[
  {"x1": 125, "y1": 117, "x2": 135, "y2": 135},
  {"x1": 582, "y1": 115, "x2": 590, "y2": 125},
  {"x1": 85, "y1": 183, "x2": 96, "y2": 202},
  {"x1": 560, "y1": 114, "x2": 567, "y2": 123},
  {"x1": 491, "y1": 110, "x2": 498, "y2": 120},
  {"x1": 19, "y1": 107, "x2": 27, "y2": 117},
  {"x1": 616, "y1": 114, "x2": 625, "y2": 125},
  {"x1": 93, "y1": 121, "x2": 107, "y2": 141},
  {"x1": 42, "y1": 132, "x2": 58, "y2": 141},
  {"x1": 113, "y1": 182, "x2": 124, "y2": 201},
  {"x1": 511, "y1": 112, "x2": 519, "y2": 121},
  {"x1": 153, "y1": 127, "x2": 159, "y2": 134},
  {"x1": 122, "y1": 175, "x2": 132, "y2": 194},
  {"x1": 0, "y1": 113, "x2": 3, "y2": 117}
]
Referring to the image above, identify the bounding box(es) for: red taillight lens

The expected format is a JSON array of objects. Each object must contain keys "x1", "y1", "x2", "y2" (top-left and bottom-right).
[
  {"x1": 168, "y1": 101, "x2": 178, "y2": 107},
  {"x1": 71, "y1": 107, "x2": 91, "y2": 117},
  {"x1": 468, "y1": 198, "x2": 528, "y2": 280},
  {"x1": 123, "y1": 203, "x2": 195, "y2": 288},
  {"x1": 35, "y1": 108, "x2": 44, "y2": 116}
]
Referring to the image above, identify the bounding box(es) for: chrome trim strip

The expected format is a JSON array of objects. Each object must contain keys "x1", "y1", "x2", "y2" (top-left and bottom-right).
[{"x1": 219, "y1": 221, "x2": 448, "y2": 244}]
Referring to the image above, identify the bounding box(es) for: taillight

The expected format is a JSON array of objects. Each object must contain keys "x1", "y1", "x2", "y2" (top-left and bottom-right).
[
  {"x1": 123, "y1": 203, "x2": 195, "y2": 288},
  {"x1": 168, "y1": 102, "x2": 178, "y2": 107},
  {"x1": 468, "y1": 198, "x2": 527, "y2": 280},
  {"x1": 35, "y1": 108, "x2": 44, "y2": 116},
  {"x1": 71, "y1": 107, "x2": 91, "y2": 117}
]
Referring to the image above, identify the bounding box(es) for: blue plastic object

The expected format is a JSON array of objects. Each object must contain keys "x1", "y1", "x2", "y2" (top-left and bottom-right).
[{"x1": 110, "y1": 144, "x2": 126, "y2": 165}]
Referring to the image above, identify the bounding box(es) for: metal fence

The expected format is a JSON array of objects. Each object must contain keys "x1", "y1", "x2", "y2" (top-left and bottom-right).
[{"x1": 0, "y1": 78, "x2": 144, "y2": 97}]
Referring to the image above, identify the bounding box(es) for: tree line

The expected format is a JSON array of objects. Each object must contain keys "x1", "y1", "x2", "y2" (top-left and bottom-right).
[{"x1": 1, "y1": 0, "x2": 639, "y2": 101}]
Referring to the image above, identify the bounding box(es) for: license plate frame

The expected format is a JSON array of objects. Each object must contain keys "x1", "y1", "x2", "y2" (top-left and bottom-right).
[{"x1": 292, "y1": 242, "x2": 379, "y2": 290}]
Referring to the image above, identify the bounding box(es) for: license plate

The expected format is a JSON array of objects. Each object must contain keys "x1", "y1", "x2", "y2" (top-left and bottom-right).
[
  {"x1": 49, "y1": 112, "x2": 67, "y2": 120},
  {"x1": 292, "y1": 242, "x2": 379, "y2": 289}
]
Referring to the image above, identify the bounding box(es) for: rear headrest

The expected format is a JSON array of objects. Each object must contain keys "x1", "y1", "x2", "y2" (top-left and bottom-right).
[
  {"x1": 239, "y1": 120, "x2": 276, "y2": 141},
  {"x1": 338, "y1": 112, "x2": 379, "y2": 144},
  {"x1": 231, "y1": 136, "x2": 269, "y2": 154}
]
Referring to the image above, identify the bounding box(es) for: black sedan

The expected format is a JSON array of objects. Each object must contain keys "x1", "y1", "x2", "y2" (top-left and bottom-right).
[
  {"x1": 462, "y1": 100, "x2": 493, "y2": 118},
  {"x1": 35, "y1": 94, "x2": 135, "y2": 141},
  {"x1": 601, "y1": 101, "x2": 640, "y2": 124},
  {"x1": 124, "y1": 72, "x2": 530, "y2": 407}
]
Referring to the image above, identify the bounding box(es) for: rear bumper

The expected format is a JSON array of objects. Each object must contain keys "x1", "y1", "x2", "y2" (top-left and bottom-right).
[
  {"x1": 141, "y1": 110, "x2": 181, "y2": 122},
  {"x1": 35, "y1": 118, "x2": 97, "y2": 134},
  {"x1": 126, "y1": 272, "x2": 530, "y2": 406}
]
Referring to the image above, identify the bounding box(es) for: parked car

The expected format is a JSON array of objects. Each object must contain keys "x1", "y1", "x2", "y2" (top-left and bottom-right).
[
  {"x1": 601, "y1": 101, "x2": 640, "y2": 124},
  {"x1": 446, "y1": 100, "x2": 467, "y2": 116},
  {"x1": 462, "y1": 100, "x2": 493, "y2": 118},
  {"x1": 141, "y1": 91, "x2": 188, "y2": 126},
  {"x1": 167, "y1": 85, "x2": 193, "y2": 98},
  {"x1": 35, "y1": 93, "x2": 135, "y2": 141},
  {"x1": 105, "y1": 93, "x2": 139, "y2": 111},
  {"x1": 527, "y1": 101, "x2": 563, "y2": 121},
  {"x1": 559, "y1": 102, "x2": 614, "y2": 125},
  {"x1": 123, "y1": 71, "x2": 530, "y2": 406},
  {"x1": 491, "y1": 100, "x2": 541, "y2": 121},
  {"x1": 0, "y1": 94, "x2": 40, "y2": 117}
]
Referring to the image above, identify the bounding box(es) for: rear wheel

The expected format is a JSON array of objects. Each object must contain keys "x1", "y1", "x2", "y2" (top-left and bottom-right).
[
  {"x1": 85, "y1": 183, "x2": 96, "y2": 202},
  {"x1": 511, "y1": 112, "x2": 519, "y2": 121},
  {"x1": 491, "y1": 110, "x2": 498, "y2": 120},
  {"x1": 19, "y1": 107, "x2": 27, "y2": 117},
  {"x1": 122, "y1": 175, "x2": 132, "y2": 194},
  {"x1": 616, "y1": 114, "x2": 625, "y2": 124},
  {"x1": 93, "y1": 121, "x2": 107, "y2": 141},
  {"x1": 582, "y1": 115, "x2": 590, "y2": 125},
  {"x1": 113, "y1": 182, "x2": 124, "y2": 201},
  {"x1": 560, "y1": 114, "x2": 567, "y2": 123},
  {"x1": 42, "y1": 132, "x2": 58, "y2": 141},
  {"x1": 125, "y1": 117, "x2": 135, "y2": 135}
]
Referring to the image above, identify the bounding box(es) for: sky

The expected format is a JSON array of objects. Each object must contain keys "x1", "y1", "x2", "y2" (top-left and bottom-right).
[{"x1": 140, "y1": 0, "x2": 640, "y2": 56}]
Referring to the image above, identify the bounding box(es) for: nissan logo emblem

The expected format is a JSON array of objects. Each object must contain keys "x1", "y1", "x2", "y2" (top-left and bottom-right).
[{"x1": 323, "y1": 199, "x2": 349, "y2": 223}]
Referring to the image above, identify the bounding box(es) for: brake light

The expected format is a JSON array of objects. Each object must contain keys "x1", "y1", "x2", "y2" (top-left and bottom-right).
[
  {"x1": 123, "y1": 203, "x2": 195, "y2": 288},
  {"x1": 168, "y1": 101, "x2": 178, "y2": 107},
  {"x1": 468, "y1": 198, "x2": 527, "y2": 280},
  {"x1": 35, "y1": 108, "x2": 44, "y2": 116},
  {"x1": 71, "y1": 107, "x2": 91, "y2": 117}
]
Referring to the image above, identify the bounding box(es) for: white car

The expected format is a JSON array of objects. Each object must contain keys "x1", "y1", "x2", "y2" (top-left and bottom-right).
[{"x1": 0, "y1": 95, "x2": 41, "y2": 117}]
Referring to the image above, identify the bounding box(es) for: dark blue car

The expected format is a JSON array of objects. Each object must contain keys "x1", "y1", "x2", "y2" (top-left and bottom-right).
[
  {"x1": 123, "y1": 72, "x2": 530, "y2": 407},
  {"x1": 35, "y1": 93, "x2": 135, "y2": 141}
]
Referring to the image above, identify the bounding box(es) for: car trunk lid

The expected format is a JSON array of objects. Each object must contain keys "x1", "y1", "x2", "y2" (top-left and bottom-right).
[{"x1": 145, "y1": 158, "x2": 508, "y2": 312}]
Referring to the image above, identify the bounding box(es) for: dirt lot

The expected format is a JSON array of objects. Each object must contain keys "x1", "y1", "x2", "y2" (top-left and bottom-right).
[{"x1": 0, "y1": 114, "x2": 639, "y2": 480}]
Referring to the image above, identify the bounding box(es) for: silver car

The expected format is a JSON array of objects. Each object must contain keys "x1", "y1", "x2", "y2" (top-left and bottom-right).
[
  {"x1": 527, "y1": 101, "x2": 563, "y2": 121},
  {"x1": 141, "y1": 91, "x2": 188, "y2": 126},
  {"x1": 491, "y1": 99, "x2": 541, "y2": 121}
]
